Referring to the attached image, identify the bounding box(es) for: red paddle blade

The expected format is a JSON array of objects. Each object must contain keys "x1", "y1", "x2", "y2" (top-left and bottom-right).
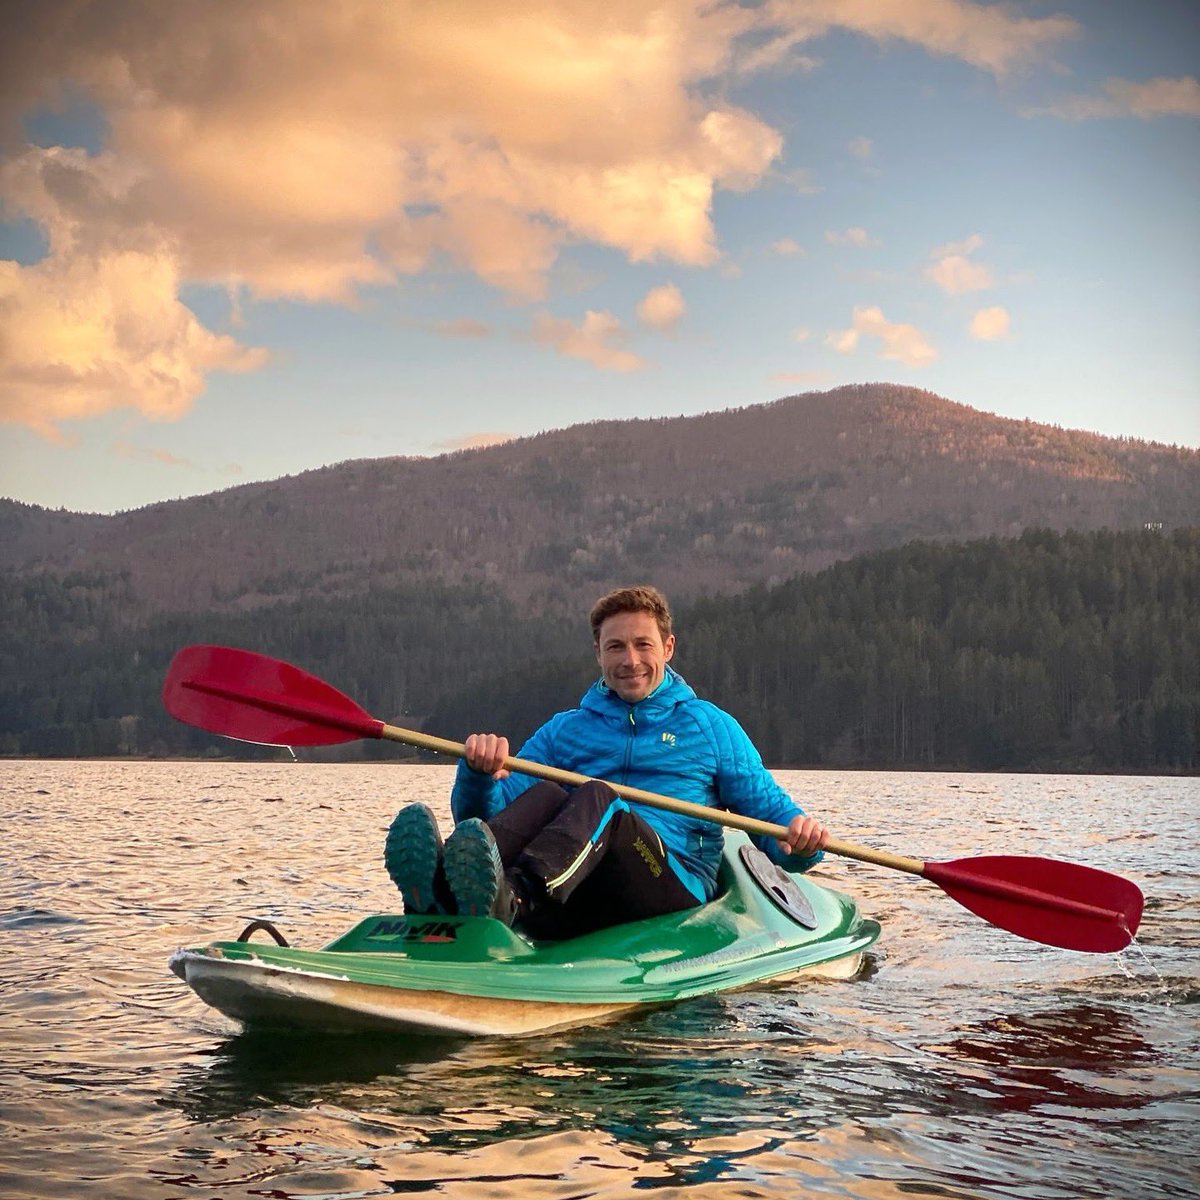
[
  {"x1": 163, "y1": 645, "x2": 384, "y2": 747},
  {"x1": 923, "y1": 856, "x2": 1144, "y2": 953}
]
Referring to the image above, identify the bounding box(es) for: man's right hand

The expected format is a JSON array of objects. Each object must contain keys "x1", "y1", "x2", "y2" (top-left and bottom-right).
[{"x1": 464, "y1": 733, "x2": 511, "y2": 780}]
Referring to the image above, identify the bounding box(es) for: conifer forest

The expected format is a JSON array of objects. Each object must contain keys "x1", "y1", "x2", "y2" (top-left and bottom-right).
[{"x1": 3, "y1": 528, "x2": 1196, "y2": 773}]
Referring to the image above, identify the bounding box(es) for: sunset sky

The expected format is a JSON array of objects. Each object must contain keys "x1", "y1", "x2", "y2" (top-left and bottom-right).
[{"x1": 2, "y1": 1, "x2": 1197, "y2": 514}]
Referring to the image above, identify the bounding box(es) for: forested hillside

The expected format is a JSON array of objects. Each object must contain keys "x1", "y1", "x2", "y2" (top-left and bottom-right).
[
  {"x1": 679, "y1": 528, "x2": 1199, "y2": 772},
  {"x1": 3, "y1": 529, "x2": 1196, "y2": 773},
  {"x1": 4, "y1": 385, "x2": 1197, "y2": 618}
]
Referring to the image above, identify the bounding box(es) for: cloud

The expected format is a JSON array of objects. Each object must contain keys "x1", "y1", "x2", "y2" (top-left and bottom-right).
[
  {"x1": 1024, "y1": 76, "x2": 1200, "y2": 121},
  {"x1": 699, "y1": 108, "x2": 785, "y2": 192},
  {"x1": 0, "y1": 243, "x2": 268, "y2": 440},
  {"x1": 931, "y1": 233, "x2": 984, "y2": 258},
  {"x1": 4, "y1": 4, "x2": 786, "y2": 298},
  {"x1": 2, "y1": 2, "x2": 1079, "y2": 293},
  {"x1": 771, "y1": 237, "x2": 805, "y2": 256},
  {"x1": 826, "y1": 327, "x2": 860, "y2": 354},
  {"x1": 734, "y1": 32, "x2": 822, "y2": 77},
  {"x1": 825, "y1": 227, "x2": 877, "y2": 248},
  {"x1": 829, "y1": 305, "x2": 937, "y2": 368},
  {"x1": 1, "y1": 5, "x2": 779, "y2": 433},
  {"x1": 638, "y1": 282, "x2": 686, "y2": 333},
  {"x1": 792, "y1": 327, "x2": 811, "y2": 342},
  {"x1": 783, "y1": 167, "x2": 821, "y2": 195},
  {"x1": 926, "y1": 255, "x2": 993, "y2": 294},
  {"x1": 743, "y1": 0, "x2": 1077, "y2": 78},
  {"x1": 970, "y1": 305, "x2": 1010, "y2": 340},
  {"x1": 411, "y1": 200, "x2": 560, "y2": 302},
  {"x1": 925, "y1": 233, "x2": 993, "y2": 294},
  {"x1": 637, "y1": 283, "x2": 686, "y2": 332},
  {"x1": 433, "y1": 432, "x2": 516, "y2": 452},
  {"x1": 0, "y1": 0, "x2": 1081, "y2": 432},
  {"x1": 849, "y1": 135, "x2": 874, "y2": 159},
  {"x1": 531, "y1": 310, "x2": 645, "y2": 373}
]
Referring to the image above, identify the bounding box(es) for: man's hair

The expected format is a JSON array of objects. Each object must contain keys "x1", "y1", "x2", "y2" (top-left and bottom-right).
[{"x1": 590, "y1": 585, "x2": 673, "y2": 643}]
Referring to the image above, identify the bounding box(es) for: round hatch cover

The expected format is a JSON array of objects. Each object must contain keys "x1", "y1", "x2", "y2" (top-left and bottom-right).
[{"x1": 738, "y1": 844, "x2": 818, "y2": 928}]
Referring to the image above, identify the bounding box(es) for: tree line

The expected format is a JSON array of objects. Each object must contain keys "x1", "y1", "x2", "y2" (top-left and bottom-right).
[
  {"x1": 675, "y1": 527, "x2": 1198, "y2": 772},
  {"x1": 1, "y1": 528, "x2": 1196, "y2": 773}
]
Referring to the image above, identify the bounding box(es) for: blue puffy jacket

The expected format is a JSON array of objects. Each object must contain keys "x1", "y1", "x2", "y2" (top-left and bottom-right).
[{"x1": 451, "y1": 667, "x2": 821, "y2": 901}]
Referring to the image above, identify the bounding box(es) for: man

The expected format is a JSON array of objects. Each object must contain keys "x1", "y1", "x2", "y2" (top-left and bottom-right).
[{"x1": 385, "y1": 585, "x2": 829, "y2": 938}]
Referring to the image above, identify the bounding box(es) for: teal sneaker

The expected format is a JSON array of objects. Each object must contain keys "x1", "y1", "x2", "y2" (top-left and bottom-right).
[
  {"x1": 384, "y1": 803, "x2": 448, "y2": 914},
  {"x1": 443, "y1": 819, "x2": 516, "y2": 924}
]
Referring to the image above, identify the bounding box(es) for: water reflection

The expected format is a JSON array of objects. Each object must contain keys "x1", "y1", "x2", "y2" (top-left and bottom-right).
[
  {"x1": 166, "y1": 990, "x2": 1182, "y2": 1154},
  {"x1": 937, "y1": 1003, "x2": 1159, "y2": 1068},
  {"x1": 165, "y1": 1001, "x2": 856, "y2": 1195},
  {"x1": 167, "y1": 993, "x2": 863, "y2": 1146},
  {"x1": 161, "y1": 996, "x2": 1183, "y2": 1200},
  {"x1": 922, "y1": 1003, "x2": 1167, "y2": 1117},
  {"x1": 170, "y1": 1027, "x2": 466, "y2": 1122}
]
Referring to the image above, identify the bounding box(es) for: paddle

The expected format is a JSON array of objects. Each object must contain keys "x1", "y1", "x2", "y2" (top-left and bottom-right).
[{"x1": 162, "y1": 644, "x2": 1144, "y2": 953}]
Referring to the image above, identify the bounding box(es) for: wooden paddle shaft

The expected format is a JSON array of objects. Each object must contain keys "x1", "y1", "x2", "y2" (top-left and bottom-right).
[{"x1": 379, "y1": 722, "x2": 927, "y2": 876}]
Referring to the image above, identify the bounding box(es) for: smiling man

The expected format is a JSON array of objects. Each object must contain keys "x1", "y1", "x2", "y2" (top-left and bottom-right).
[{"x1": 384, "y1": 585, "x2": 829, "y2": 937}]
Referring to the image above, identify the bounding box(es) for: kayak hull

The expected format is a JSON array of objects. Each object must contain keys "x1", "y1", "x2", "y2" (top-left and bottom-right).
[
  {"x1": 172, "y1": 930, "x2": 869, "y2": 1038},
  {"x1": 170, "y1": 832, "x2": 880, "y2": 1038},
  {"x1": 172, "y1": 952, "x2": 641, "y2": 1036}
]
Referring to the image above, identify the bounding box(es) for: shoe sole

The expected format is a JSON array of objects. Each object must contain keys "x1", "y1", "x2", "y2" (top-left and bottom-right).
[
  {"x1": 384, "y1": 804, "x2": 444, "y2": 914},
  {"x1": 443, "y1": 819, "x2": 503, "y2": 917}
]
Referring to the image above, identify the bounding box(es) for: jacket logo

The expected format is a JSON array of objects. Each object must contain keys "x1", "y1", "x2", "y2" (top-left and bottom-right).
[{"x1": 661, "y1": 732, "x2": 677, "y2": 746}]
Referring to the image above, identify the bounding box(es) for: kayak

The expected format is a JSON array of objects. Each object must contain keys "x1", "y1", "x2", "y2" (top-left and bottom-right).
[{"x1": 170, "y1": 831, "x2": 881, "y2": 1038}]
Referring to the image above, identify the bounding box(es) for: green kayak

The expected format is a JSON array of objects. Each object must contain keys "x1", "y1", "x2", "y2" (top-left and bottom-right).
[{"x1": 170, "y1": 832, "x2": 880, "y2": 1037}]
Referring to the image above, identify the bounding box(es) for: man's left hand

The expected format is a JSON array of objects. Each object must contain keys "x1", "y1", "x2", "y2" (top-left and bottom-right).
[{"x1": 777, "y1": 814, "x2": 829, "y2": 859}]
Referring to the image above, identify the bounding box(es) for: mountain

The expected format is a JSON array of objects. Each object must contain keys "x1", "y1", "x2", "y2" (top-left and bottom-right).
[{"x1": 3, "y1": 384, "x2": 1197, "y2": 617}]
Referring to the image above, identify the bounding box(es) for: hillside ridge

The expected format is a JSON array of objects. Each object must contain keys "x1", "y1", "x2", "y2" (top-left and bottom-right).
[{"x1": 3, "y1": 383, "x2": 1197, "y2": 615}]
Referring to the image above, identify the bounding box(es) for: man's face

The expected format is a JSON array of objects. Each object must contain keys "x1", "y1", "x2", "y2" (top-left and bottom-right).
[{"x1": 595, "y1": 610, "x2": 676, "y2": 704}]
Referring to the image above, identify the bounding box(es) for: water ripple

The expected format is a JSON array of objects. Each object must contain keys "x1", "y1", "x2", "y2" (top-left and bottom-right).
[{"x1": 1, "y1": 761, "x2": 1196, "y2": 1200}]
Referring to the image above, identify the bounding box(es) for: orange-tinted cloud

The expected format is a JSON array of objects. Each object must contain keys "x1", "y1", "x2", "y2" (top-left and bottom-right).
[
  {"x1": 1024, "y1": 75, "x2": 1200, "y2": 121},
  {"x1": 531, "y1": 310, "x2": 645, "y2": 372},
  {"x1": 0, "y1": 238, "x2": 268, "y2": 439},
  {"x1": 826, "y1": 227, "x2": 877, "y2": 248},
  {"x1": 2, "y1": 0, "x2": 1078, "y2": 432},
  {"x1": 925, "y1": 233, "x2": 994, "y2": 295},
  {"x1": 637, "y1": 283, "x2": 686, "y2": 331},
  {"x1": 829, "y1": 305, "x2": 937, "y2": 368},
  {"x1": 4, "y1": 3, "x2": 781, "y2": 302},
  {"x1": 970, "y1": 305, "x2": 1011, "y2": 340},
  {"x1": 433, "y1": 432, "x2": 517, "y2": 452},
  {"x1": 750, "y1": 0, "x2": 1078, "y2": 77}
]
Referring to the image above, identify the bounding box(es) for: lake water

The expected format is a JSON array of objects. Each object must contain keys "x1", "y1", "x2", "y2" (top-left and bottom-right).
[{"x1": 1, "y1": 760, "x2": 1196, "y2": 1199}]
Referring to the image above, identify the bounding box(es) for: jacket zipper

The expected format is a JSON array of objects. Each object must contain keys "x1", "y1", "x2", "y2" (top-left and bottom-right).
[{"x1": 621, "y1": 708, "x2": 636, "y2": 784}]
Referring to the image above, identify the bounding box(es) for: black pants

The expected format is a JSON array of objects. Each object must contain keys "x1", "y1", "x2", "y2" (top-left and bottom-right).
[{"x1": 487, "y1": 780, "x2": 699, "y2": 938}]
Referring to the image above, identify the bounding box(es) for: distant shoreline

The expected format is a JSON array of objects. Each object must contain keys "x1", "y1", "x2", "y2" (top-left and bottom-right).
[{"x1": 4, "y1": 755, "x2": 1193, "y2": 778}]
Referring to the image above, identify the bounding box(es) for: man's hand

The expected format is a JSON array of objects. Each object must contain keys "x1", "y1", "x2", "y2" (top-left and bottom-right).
[
  {"x1": 464, "y1": 733, "x2": 511, "y2": 780},
  {"x1": 777, "y1": 814, "x2": 829, "y2": 859}
]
